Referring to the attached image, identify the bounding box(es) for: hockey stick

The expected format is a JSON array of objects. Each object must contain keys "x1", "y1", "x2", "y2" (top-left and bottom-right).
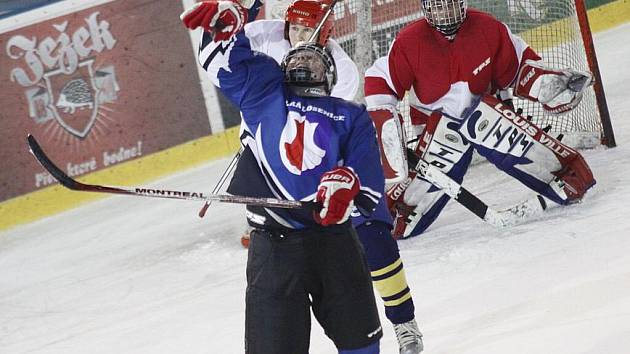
[
  {"x1": 406, "y1": 150, "x2": 547, "y2": 228},
  {"x1": 307, "y1": 0, "x2": 339, "y2": 43},
  {"x1": 198, "y1": 146, "x2": 243, "y2": 217},
  {"x1": 26, "y1": 135, "x2": 308, "y2": 210}
]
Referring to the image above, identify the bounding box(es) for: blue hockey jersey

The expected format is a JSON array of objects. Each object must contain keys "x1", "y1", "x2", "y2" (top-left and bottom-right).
[{"x1": 198, "y1": 31, "x2": 391, "y2": 229}]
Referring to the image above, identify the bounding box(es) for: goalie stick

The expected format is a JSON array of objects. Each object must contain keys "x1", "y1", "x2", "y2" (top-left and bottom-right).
[
  {"x1": 406, "y1": 150, "x2": 548, "y2": 228},
  {"x1": 26, "y1": 135, "x2": 308, "y2": 210}
]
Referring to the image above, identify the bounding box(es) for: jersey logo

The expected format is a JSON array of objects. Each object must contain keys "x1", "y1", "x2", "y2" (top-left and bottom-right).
[
  {"x1": 280, "y1": 111, "x2": 326, "y2": 175},
  {"x1": 473, "y1": 57, "x2": 491, "y2": 76}
]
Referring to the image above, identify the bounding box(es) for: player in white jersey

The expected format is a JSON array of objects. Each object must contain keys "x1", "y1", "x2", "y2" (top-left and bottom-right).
[{"x1": 244, "y1": 1, "x2": 359, "y2": 100}]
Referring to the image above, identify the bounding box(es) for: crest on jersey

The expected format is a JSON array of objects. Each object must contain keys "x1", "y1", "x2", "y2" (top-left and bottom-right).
[{"x1": 280, "y1": 111, "x2": 326, "y2": 175}]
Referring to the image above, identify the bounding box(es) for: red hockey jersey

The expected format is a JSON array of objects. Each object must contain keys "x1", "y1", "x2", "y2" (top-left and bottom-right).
[{"x1": 365, "y1": 8, "x2": 540, "y2": 123}]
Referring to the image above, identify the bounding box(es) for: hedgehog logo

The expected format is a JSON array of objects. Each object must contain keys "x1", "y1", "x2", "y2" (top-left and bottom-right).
[
  {"x1": 57, "y1": 78, "x2": 95, "y2": 114},
  {"x1": 43, "y1": 60, "x2": 100, "y2": 139}
]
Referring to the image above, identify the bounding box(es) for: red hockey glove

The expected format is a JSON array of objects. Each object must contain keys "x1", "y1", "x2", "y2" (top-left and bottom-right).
[
  {"x1": 314, "y1": 167, "x2": 360, "y2": 226},
  {"x1": 389, "y1": 199, "x2": 415, "y2": 240},
  {"x1": 553, "y1": 152, "x2": 596, "y2": 202},
  {"x1": 180, "y1": 0, "x2": 248, "y2": 41}
]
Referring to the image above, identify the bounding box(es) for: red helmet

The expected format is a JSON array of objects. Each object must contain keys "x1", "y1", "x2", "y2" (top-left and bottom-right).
[{"x1": 284, "y1": 0, "x2": 334, "y2": 46}]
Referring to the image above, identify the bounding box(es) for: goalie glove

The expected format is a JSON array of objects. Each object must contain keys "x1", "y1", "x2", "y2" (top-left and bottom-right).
[
  {"x1": 180, "y1": 0, "x2": 248, "y2": 42},
  {"x1": 514, "y1": 60, "x2": 594, "y2": 114},
  {"x1": 314, "y1": 167, "x2": 360, "y2": 226}
]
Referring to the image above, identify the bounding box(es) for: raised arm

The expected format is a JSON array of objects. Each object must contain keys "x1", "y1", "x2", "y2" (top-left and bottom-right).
[{"x1": 181, "y1": 0, "x2": 284, "y2": 121}]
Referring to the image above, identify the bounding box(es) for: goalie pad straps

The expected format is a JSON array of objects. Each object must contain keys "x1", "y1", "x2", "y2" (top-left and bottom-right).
[
  {"x1": 514, "y1": 60, "x2": 594, "y2": 114},
  {"x1": 387, "y1": 111, "x2": 474, "y2": 238},
  {"x1": 368, "y1": 105, "x2": 408, "y2": 184},
  {"x1": 386, "y1": 111, "x2": 439, "y2": 238},
  {"x1": 460, "y1": 95, "x2": 595, "y2": 205}
]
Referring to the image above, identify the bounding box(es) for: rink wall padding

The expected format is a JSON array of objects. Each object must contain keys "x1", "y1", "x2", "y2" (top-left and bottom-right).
[
  {"x1": 0, "y1": 0, "x2": 212, "y2": 203},
  {"x1": 1, "y1": 0, "x2": 629, "y2": 232}
]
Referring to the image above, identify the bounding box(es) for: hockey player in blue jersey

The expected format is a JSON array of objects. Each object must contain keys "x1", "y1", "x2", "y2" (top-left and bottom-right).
[
  {"x1": 182, "y1": 1, "x2": 384, "y2": 353},
  {"x1": 184, "y1": 1, "x2": 424, "y2": 353}
]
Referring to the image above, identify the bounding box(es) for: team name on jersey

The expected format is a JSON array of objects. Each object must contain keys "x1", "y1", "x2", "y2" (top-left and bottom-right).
[{"x1": 286, "y1": 100, "x2": 346, "y2": 121}]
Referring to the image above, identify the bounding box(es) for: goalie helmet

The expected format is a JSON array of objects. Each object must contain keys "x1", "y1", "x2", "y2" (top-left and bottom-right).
[
  {"x1": 285, "y1": 0, "x2": 334, "y2": 46},
  {"x1": 421, "y1": 0, "x2": 468, "y2": 37},
  {"x1": 281, "y1": 42, "x2": 337, "y2": 97}
]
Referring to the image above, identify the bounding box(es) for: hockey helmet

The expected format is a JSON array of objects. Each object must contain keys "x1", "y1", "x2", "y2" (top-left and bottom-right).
[
  {"x1": 421, "y1": 0, "x2": 468, "y2": 37},
  {"x1": 285, "y1": 0, "x2": 334, "y2": 46},
  {"x1": 281, "y1": 42, "x2": 337, "y2": 97}
]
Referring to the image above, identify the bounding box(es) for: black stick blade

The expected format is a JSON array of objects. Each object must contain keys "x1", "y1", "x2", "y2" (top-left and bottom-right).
[{"x1": 27, "y1": 134, "x2": 82, "y2": 190}]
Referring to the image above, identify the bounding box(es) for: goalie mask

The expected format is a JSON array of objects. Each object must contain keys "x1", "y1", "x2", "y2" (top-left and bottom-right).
[
  {"x1": 285, "y1": 0, "x2": 334, "y2": 46},
  {"x1": 281, "y1": 43, "x2": 337, "y2": 97},
  {"x1": 421, "y1": 0, "x2": 467, "y2": 37}
]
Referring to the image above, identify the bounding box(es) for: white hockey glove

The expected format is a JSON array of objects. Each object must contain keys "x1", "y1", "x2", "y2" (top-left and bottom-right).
[
  {"x1": 314, "y1": 167, "x2": 360, "y2": 226},
  {"x1": 180, "y1": 0, "x2": 248, "y2": 41},
  {"x1": 515, "y1": 60, "x2": 594, "y2": 114},
  {"x1": 368, "y1": 105, "x2": 408, "y2": 184}
]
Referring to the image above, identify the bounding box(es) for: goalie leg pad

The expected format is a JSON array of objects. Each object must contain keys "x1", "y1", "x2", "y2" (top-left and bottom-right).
[
  {"x1": 417, "y1": 111, "x2": 472, "y2": 174},
  {"x1": 392, "y1": 188, "x2": 451, "y2": 239},
  {"x1": 552, "y1": 152, "x2": 595, "y2": 201},
  {"x1": 388, "y1": 112, "x2": 474, "y2": 238},
  {"x1": 460, "y1": 95, "x2": 595, "y2": 205},
  {"x1": 369, "y1": 105, "x2": 408, "y2": 184}
]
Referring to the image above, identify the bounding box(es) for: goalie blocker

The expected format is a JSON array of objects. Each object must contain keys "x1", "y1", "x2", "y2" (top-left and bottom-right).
[{"x1": 387, "y1": 94, "x2": 595, "y2": 238}]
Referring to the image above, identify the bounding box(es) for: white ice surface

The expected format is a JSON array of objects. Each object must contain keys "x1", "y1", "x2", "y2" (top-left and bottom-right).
[{"x1": 2, "y1": 24, "x2": 630, "y2": 354}]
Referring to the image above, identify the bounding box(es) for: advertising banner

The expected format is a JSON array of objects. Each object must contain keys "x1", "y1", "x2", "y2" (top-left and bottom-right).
[{"x1": 0, "y1": 0, "x2": 210, "y2": 202}]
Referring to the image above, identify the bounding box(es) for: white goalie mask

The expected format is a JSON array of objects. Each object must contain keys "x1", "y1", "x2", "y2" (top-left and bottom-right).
[
  {"x1": 421, "y1": 0, "x2": 468, "y2": 37},
  {"x1": 281, "y1": 43, "x2": 337, "y2": 97}
]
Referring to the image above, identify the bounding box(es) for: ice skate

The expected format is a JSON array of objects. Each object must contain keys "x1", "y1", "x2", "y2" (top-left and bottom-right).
[{"x1": 393, "y1": 319, "x2": 423, "y2": 354}]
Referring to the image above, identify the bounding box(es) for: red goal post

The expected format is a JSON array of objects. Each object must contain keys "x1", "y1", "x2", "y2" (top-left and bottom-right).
[{"x1": 330, "y1": 0, "x2": 616, "y2": 148}]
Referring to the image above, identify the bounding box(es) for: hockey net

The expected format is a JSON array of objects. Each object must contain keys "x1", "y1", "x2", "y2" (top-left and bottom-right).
[{"x1": 329, "y1": 0, "x2": 615, "y2": 149}]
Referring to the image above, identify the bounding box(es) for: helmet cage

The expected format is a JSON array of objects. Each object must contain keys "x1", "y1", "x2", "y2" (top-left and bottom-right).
[
  {"x1": 421, "y1": 0, "x2": 467, "y2": 37},
  {"x1": 281, "y1": 43, "x2": 337, "y2": 97},
  {"x1": 284, "y1": 0, "x2": 334, "y2": 46}
]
